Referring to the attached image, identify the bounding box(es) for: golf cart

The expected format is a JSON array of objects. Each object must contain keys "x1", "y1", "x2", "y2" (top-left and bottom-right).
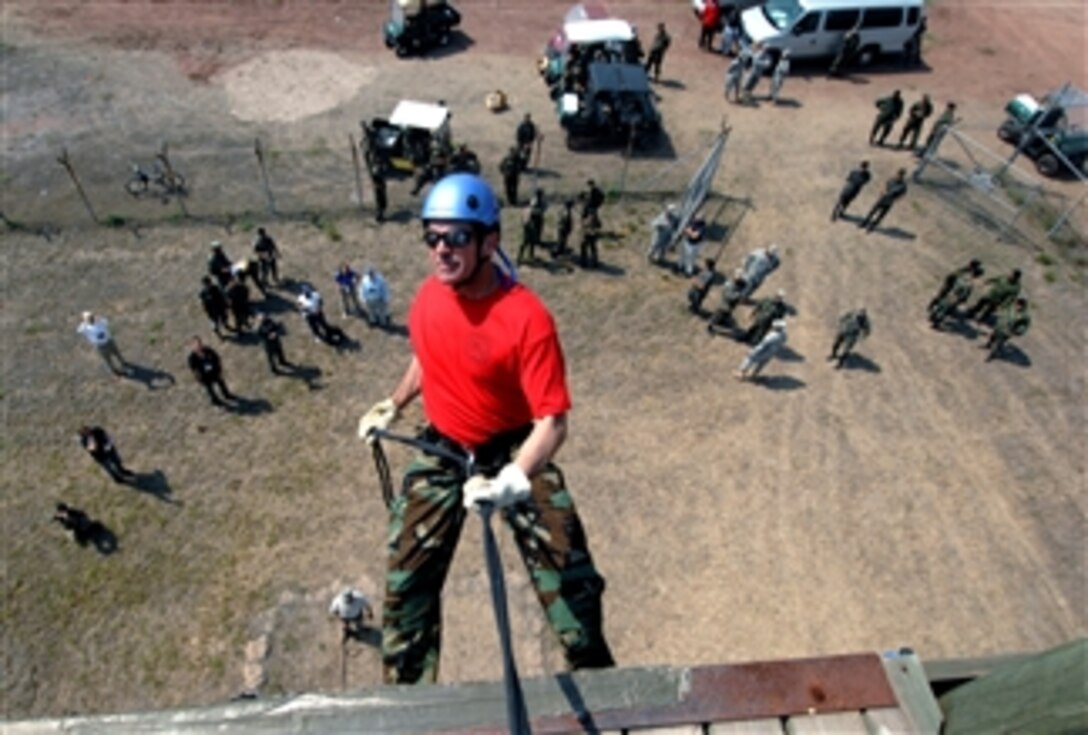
[
  {"x1": 361, "y1": 100, "x2": 451, "y2": 178},
  {"x1": 383, "y1": 0, "x2": 461, "y2": 58},
  {"x1": 540, "y1": 16, "x2": 637, "y2": 90},
  {"x1": 996, "y1": 87, "x2": 1088, "y2": 178},
  {"x1": 558, "y1": 61, "x2": 661, "y2": 151}
]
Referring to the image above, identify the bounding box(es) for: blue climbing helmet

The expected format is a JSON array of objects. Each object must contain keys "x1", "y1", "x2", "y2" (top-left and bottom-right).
[{"x1": 421, "y1": 173, "x2": 500, "y2": 229}]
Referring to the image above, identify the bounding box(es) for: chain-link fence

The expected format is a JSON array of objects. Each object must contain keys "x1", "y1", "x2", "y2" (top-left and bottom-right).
[
  {"x1": 912, "y1": 125, "x2": 1086, "y2": 249},
  {"x1": 3, "y1": 124, "x2": 732, "y2": 236}
]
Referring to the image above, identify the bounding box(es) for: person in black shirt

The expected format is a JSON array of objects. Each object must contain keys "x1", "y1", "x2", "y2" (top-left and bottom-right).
[
  {"x1": 256, "y1": 313, "x2": 291, "y2": 374},
  {"x1": 78, "y1": 425, "x2": 134, "y2": 483},
  {"x1": 187, "y1": 336, "x2": 234, "y2": 406},
  {"x1": 199, "y1": 276, "x2": 229, "y2": 337}
]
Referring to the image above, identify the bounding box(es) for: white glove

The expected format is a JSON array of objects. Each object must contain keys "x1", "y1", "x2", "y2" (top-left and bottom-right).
[
  {"x1": 357, "y1": 398, "x2": 398, "y2": 443},
  {"x1": 462, "y1": 463, "x2": 532, "y2": 510}
]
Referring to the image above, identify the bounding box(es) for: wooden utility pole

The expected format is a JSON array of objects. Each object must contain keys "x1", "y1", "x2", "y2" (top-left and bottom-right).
[
  {"x1": 156, "y1": 141, "x2": 189, "y2": 217},
  {"x1": 349, "y1": 133, "x2": 366, "y2": 214},
  {"x1": 254, "y1": 137, "x2": 277, "y2": 215},
  {"x1": 56, "y1": 147, "x2": 98, "y2": 224}
]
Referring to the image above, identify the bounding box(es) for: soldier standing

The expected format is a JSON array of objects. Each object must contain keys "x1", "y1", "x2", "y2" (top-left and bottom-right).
[
  {"x1": 741, "y1": 44, "x2": 770, "y2": 103},
  {"x1": 580, "y1": 211, "x2": 602, "y2": 269},
  {"x1": 928, "y1": 264, "x2": 982, "y2": 330},
  {"x1": 740, "y1": 243, "x2": 780, "y2": 299},
  {"x1": 831, "y1": 160, "x2": 871, "y2": 221},
  {"x1": 371, "y1": 170, "x2": 388, "y2": 223},
  {"x1": 828, "y1": 24, "x2": 860, "y2": 76},
  {"x1": 707, "y1": 271, "x2": 749, "y2": 334},
  {"x1": 687, "y1": 259, "x2": 722, "y2": 315},
  {"x1": 647, "y1": 203, "x2": 679, "y2": 264},
  {"x1": 870, "y1": 90, "x2": 904, "y2": 146},
  {"x1": 555, "y1": 199, "x2": 574, "y2": 257},
  {"x1": 966, "y1": 268, "x2": 1022, "y2": 323},
  {"x1": 859, "y1": 168, "x2": 908, "y2": 232},
  {"x1": 499, "y1": 146, "x2": 521, "y2": 206},
  {"x1": 984, "y1": 297, "x2": 1031, "y2": 361},
  {"x1": 919, "y1": 101, "x2": 958, "y2": 157},
  {"x1": 582, "y1": 179, "x2": 605, "y2": 219},
  {"x1": 928, "y1": 259, "x2": 984, "y2": 312},
  {"x1": 736, "y1": 319, "x2": 788, "y2": 381},
  {"x1": 724, "y1": 54, "x2": 745, "y2": 103},
  {"x1": 770, "y1": 49, "x2": 791, "y2": 103},
  {"x1": 515, "y1": 113, "x2": 538, "y2": 171},
  {"x1": 828, "y1": 308, "x2": 871, "y2": 368},
  {"x1": 518, "y1": 188, "x2": 546, "y2": 265},
  {"x1": 645, "y1": 22, "x2": 671, "y2": 82},
  {"x1": 744, "y1": 290, "x2": 788, "y2": 345},
  {"x1": 898, "y1": 94, "x2": 933, "y2": 150}
]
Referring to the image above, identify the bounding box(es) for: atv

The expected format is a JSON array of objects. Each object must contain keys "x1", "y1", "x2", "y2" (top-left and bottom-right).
[
  {"x1": 361, "y1": 100, "x2": 452, "y2": 178},
  {"x1": 997, "y1": 89, "x2": 1088, "y2": 178},
  {"x1": 558, "y1": 61, "x2": 661, "y2": 151},
  {"x1": 384, "y1": 0, "x2": 461, "y2": 58}
]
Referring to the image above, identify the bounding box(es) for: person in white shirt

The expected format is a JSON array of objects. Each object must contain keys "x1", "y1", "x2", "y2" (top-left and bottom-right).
[
  {"x1": 329, "y1": 587, "x2": 373, "y2": 639},
  {"x1": 76, "y1": 311, "x2": 127, "y2": 375},
  {"x1": 358, "y1": 267, "x2": 391, "y2": 328},
  {"x1": 297, "y1": 285, "x2": 329, "y2": 342}
]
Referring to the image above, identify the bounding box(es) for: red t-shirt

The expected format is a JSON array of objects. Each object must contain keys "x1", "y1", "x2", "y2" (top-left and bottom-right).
[{"x1": 408, "y1": 276, "x2": 572, "y2": 448}]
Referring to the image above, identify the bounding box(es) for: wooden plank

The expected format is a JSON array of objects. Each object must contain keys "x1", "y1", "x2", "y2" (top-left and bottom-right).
[
  {"x1": 863, "y1": 707, "x2": 914, "y2": 734},
  {"x1": 785, "y1": 711, "x2": 868, "y2": 734},
  {"x1": 627, "y1": 726, "x2": 703, "y2": 735},
  {"x1": 880, "y1": 651, "x2": 943, "y2": 734},
  {"x1": 709, "y1": 718, "x2": 785, "y2": 734}
]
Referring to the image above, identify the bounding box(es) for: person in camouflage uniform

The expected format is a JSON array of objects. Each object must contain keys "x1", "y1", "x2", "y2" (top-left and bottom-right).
[
  {"x1": 983, "y1": 297, "x2": 1031, "y2": 361},
  {"x1": 518, "y1": 188, "x2": 547, "y2": 265},
  {"x1": 580, "y1": 211, "x2": 602, "y2": 269},
  {"x1": 644, "y1": 22, "x2": 671, "y2": 82},
  {"x1": 554, "y1": 199, "x2": 574, "y2": 258},
  {"x1": 897, "y1": 94, "x2": 933, "y2": 150},
  {"x1": 928, "y1": 259, "x2": 984, "y2": 313},
  {"x1": 743, "y1": 290, "x2": 788, "y2": 345},
  {"x1": 918, "y1": 101, "x2": 958, "y2": 157},
  {"x1": 499, "y1": 146, "x2": 521, "y2": 206},
  {"x1": 869, "y1": 89, "x2": 904, "y2": 146},
  {"x1": 707, "y1": 271, "x2": 749, "y2": 335},
  {"x1": 357, "y1": 174, "x2": 614, "y2": 686},
  {"x1": 929, "y1": 261, "x2": 984, "y2": 329},
  {"x1": 966, "y1": 268, "x2": 1022, "y2": 323},
  {"x1": 828, "y1": 308, "x2": 871, "y2": 367}
]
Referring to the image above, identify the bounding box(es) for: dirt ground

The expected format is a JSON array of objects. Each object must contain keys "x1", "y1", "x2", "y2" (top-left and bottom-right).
[{"x1": 1, "y1": 0, "x2": 1086, "y2": 721}]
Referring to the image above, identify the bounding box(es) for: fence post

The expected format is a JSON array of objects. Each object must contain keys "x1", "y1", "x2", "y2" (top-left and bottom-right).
[
  {"x1": 157, "y1": 141, "x2": 189, "y2": 218},
  {"x1": 56, "y1": 147, "x2": 99, "y2": 224},
  {"x1": 349, "y1": 133, "x2": 366, "y2": 215},
  {"x1": 254, "y1": 137, "x2": 277, "y2": 215}
]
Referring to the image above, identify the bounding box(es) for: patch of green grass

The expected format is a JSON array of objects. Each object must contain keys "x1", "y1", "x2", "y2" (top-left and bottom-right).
[
  {"x1": 911, "y1": 200, "x2": 926, "y2": 214},
  {"x1": 23, "y1": 322, "x2": 48, "y2": 336},
  {"x1": 104, "y1": 214, "x2": 126, "y2": 228},
  {"x1": 312, "y1": 215, "x2": 342, "y2": 242},
  {"x1": 1036, "y1": 253, "x2": 1055, "y2": 266},
  {"x1": 977, "y1": 46, "x2": 997, "y2": 56},
  {"x1": 1044, "y1": 270, "x2": 1058, "y2": 283}
]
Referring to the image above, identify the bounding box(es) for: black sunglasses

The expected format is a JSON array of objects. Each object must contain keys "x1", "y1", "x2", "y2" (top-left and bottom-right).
[{"x1": 423, "y1": 228, "x2": 475, "y2": 249}]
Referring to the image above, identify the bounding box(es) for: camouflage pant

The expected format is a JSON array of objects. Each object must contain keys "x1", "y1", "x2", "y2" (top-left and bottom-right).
[{"x1": 382, "y1": 451, "x2": 614, "y2": 684}]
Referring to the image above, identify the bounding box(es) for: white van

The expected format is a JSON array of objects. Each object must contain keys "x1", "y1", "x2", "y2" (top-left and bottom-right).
[{"x1": 741, "y1": 0, "x2": 924, "y2": 65}]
